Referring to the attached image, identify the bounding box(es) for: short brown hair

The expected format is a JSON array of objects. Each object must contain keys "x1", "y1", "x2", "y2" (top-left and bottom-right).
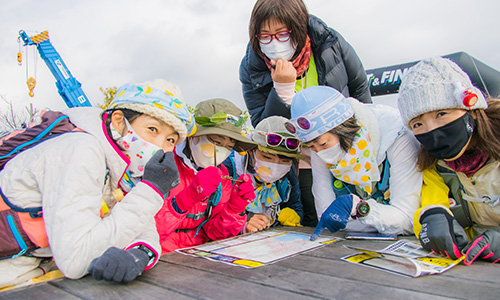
[
  {"x1": 249, "y1": 0, "x2": 309, "y2": 59},
  {"x1": 416, "y1": 98, "x2": 500, "y2": 171},
  {"x1": 327, "y1": 116, "x2": 361, "y2": 152}
]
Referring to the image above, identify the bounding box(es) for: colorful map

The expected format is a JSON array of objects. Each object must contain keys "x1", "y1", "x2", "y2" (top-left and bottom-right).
[{"x1": 177, "y1": 230, "x2": 339, "y2": 268}]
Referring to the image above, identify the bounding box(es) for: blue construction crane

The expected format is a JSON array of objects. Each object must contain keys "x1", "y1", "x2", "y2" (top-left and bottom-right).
[{"x1": 18, "y1": 30, "x2": 92, "y2": 108}]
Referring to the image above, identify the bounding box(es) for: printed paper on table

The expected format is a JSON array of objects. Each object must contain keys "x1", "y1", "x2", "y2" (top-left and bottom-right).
[
  {"x1": 341, "y1": 239, "x2": 462, "y2": 278},
  {"x1": 177, "y1": 230, "x2": 340, "y2": 268}
]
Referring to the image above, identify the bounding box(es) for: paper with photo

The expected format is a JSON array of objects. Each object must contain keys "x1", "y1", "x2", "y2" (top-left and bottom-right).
[{"x1": 341, "y1": 239, "x2": 461, "y2": 277}]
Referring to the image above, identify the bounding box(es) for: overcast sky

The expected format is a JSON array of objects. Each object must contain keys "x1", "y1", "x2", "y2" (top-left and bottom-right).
[{"x1": 1, "y1": 0, "x2": 499, "y2": 121}]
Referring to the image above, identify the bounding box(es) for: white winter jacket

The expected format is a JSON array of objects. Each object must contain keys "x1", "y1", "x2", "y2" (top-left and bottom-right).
[
  {"x1": 311, "y1": 100, "x2": 422, "y2": 235},
  {"x1": 0, "y1": 107, "x2": 162, "y2": 279}
]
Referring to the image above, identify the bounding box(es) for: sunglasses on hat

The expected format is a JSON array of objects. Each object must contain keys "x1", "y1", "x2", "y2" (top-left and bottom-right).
[
  {"x1": 296, "y1": 117, "x2": 311, "y2": 130},
  {"x1": 257, "y1": 131, "x2": 301, "y2": 151}
]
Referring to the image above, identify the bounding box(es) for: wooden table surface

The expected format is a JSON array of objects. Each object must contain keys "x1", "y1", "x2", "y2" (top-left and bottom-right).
[{"x1": 1, "y1": 226, "x2": 498, "y2": 300}]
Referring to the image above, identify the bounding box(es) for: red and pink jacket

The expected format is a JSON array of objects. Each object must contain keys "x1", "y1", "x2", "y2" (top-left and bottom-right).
[{"x1": 155, "y1": 154, "x2": 246, "y2": 253}]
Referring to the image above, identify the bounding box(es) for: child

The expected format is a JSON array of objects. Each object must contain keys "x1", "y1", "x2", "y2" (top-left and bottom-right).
[
  {"x1": 290, "y1": 86, "x2": 422, "y2": 240},
  {"x1": 223, "y1": 116, "x2": 303, "y2": 232},
  {"x1": 155, "y1": 99, "x2": 257, "y2": 253},
  {"x1": 0, "y1": 79, "x2": 194, "y2": 287},
  {"x1": 398, "y1": 57, "x2": 500, "y2": 264}
]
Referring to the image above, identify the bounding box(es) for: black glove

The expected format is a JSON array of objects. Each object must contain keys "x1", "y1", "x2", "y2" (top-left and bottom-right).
[
  {"x1": 87, "y1": 247, "x2": 149, "y2": 284},
  {"x1": 143, "y1": 150, "x2": 180, "y2": 197},
  {"x1": 419, "y1": 207, "x2": 469, "y2": 260},
  {"x1": 463, "y1": 230, "x2": 500, "y2": 265}
]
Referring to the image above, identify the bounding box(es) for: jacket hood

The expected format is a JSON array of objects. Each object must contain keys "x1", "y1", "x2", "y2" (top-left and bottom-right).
[
  {"x1": 348, "y1": 99, "x2": 405, "y2": 165},
  {"x1": 307, "y1": 15, "x2": 337, "y2": 53},
  {"x1": 63, "y1": 107, "x2": 128, "y2": 189}
]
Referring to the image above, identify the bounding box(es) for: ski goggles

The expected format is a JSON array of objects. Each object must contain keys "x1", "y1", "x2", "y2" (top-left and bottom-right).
[{"x1": 256, "y1": 131, "x2": 301, "y2": 151}]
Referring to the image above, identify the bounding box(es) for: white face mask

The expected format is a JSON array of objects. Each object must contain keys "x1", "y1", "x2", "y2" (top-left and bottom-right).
[
  {"x1": 260, "y1": 39, "x2": 296, "y2": 61},
  {"x1": 316, "y1": 143, "x2": 345, "y2": 166},
  {"x1": 254, "y1": 157, "x2": 291, "y2": 183},
  {"x1": 189, "y1": 135, "x2": 232, "y2": 169},
  {"x1": 113, "y1": 119, "x2": 161, "y2": 178}
]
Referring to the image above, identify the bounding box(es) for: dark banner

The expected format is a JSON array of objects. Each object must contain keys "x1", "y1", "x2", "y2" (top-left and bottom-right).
[
  {"x1": 366, "y1": 61, "x2": 417, "y2": 96},
  {"x1": 366, "y1": 52, "x2": 500, "y2": 98}
]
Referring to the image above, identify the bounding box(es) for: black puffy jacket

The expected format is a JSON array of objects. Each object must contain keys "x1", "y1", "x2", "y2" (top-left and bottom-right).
[{"x1": 240, "y1": 15, "x2": 372, "y2": 127}]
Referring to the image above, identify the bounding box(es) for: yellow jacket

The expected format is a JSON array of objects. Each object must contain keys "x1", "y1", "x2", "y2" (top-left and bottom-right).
[
  {"x1": 415, "y1": 161, "x2": 500, "y2": 238},
  {"x1": 413, "y1": 167, "x2": 452, "y2": 238}
]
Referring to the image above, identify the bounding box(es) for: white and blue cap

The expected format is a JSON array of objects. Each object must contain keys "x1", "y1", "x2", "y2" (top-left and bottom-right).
[
  {"x1": 110, "y1": 79, "x2": 195, "y2": 144},
  {"x1": 291, "y1": 86, "x2": 353, "y2": 142}
]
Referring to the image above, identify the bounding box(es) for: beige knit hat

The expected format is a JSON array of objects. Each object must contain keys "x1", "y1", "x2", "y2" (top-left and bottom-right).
[{"x1": 398, "y1": 57, "x2": 487, "y2": 128}]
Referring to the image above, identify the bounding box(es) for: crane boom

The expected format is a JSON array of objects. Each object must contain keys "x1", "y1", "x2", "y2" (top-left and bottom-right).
[{"x1": 19, "y1": 30, "x2": 92, "y2": 108}]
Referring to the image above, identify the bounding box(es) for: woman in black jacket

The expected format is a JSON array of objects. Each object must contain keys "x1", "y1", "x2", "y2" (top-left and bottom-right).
[{"x1": 239, "y1": 0, "x2": 372, "y2": 227}]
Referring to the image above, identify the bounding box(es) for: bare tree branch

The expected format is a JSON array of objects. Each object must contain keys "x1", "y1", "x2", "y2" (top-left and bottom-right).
[{"x1": 0, "y1": 94, "x2": 39, "y2": 130}]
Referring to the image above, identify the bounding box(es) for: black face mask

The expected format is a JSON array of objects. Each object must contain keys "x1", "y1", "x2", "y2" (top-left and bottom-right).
[{"x1": 415, "y1": 112, "x2": 475, "y2": 160}]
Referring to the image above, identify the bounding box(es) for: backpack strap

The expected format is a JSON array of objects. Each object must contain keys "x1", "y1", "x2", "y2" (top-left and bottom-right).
[
  {"x1": 6, "y1": 214, "x2": 30, "y2": 258},
  {"x1": 0, "y1": 115, "x2": 69, "y2": 161},
  {"x1": 377, "y1": 158, "x2": 391, "y2": 197},
  {"x1": 185, "y1": 211, "x2": 206, "y2": 220},
  {"x1": 174, "y1": 228, "x2": 193, "y2": 233},
  {"x1": 435, "y1": 164, "x2": 474, "y2": 228},
  {"x1": 0, "y1": 186, "x2": 42, "y2": 218}
]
